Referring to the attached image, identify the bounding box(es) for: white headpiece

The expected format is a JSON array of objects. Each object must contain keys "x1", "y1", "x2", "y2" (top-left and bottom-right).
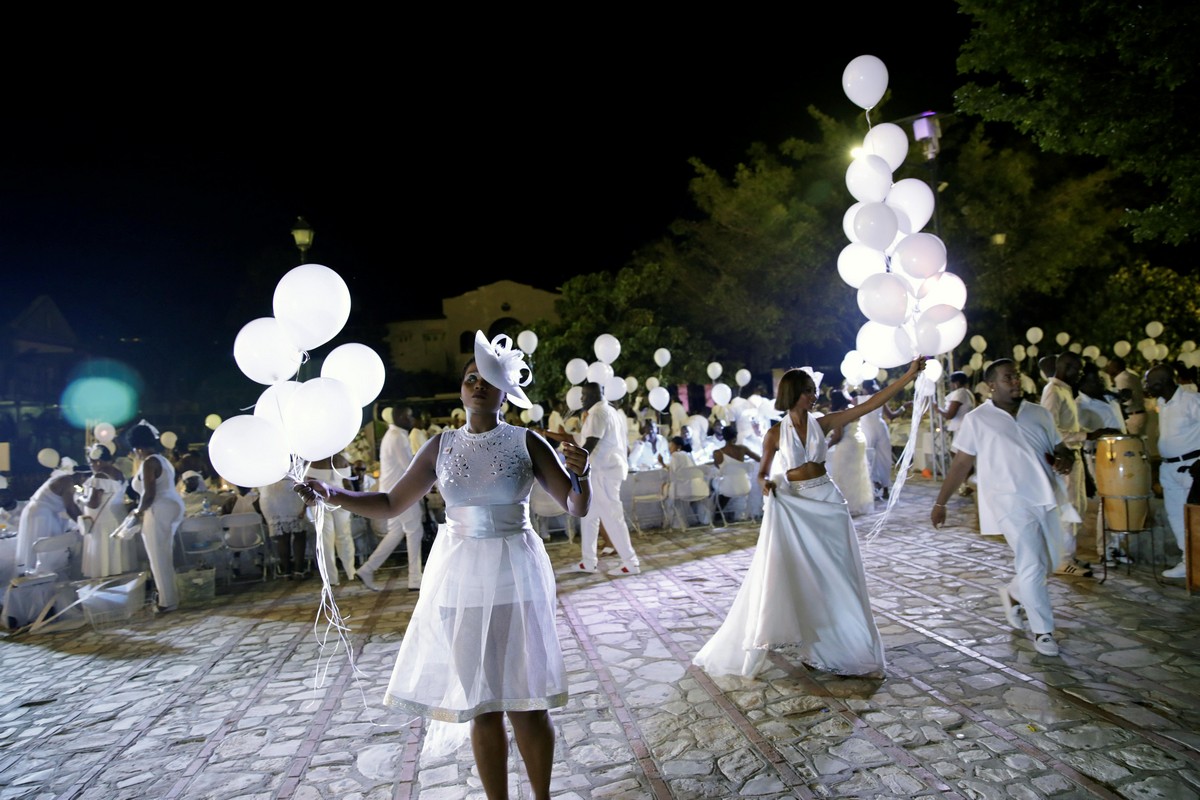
[
  {"x1": 473, "y1": 331, "x2": 533, "y2": 408},
  {"x1": 799, "y1": 367, "x2": 824, "y2": 392}
]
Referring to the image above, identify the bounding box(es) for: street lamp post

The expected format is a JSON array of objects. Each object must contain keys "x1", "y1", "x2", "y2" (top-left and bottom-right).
[{"x1": 290, "y1": 216, "x2": 314, "y2": 264}]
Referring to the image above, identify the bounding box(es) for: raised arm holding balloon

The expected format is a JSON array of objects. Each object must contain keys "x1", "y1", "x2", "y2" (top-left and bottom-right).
[{"x1": 296, "y1": 331, "x2": 589, "y2": 800}]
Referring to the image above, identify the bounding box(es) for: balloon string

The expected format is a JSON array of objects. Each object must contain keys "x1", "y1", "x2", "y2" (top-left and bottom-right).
[{"x1": 863, "y1": 378, "x2": 935, "y2": 543}]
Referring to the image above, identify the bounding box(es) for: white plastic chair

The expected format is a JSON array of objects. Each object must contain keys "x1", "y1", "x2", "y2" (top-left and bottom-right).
[
  {"x1": 220, "y1": 513, "x2": 270, "y2": 583},
  {"x1": 177, "y1": 516, "x2": 225, "y2": 573},
  {"x1": 715, "y1": 458, "x2": 754, "y2": 527},
  {"x1": 664, "y1": 466, "x2": 713, "y2": 530},
  {"x1": 529, "y1": 482, "x2": 574, "y2": 543}
]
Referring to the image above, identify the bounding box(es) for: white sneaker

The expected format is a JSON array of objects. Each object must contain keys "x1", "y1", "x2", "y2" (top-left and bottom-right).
[
  {"x1": 999, "y1": 587, "x2": 1023, "y2": 630},
  {"x1": 357, "y1": 566, "x2": 382, "y2": 592},
  {"x1": 600, "y1": 547, "x2": 616, "y2": 556},
  {"x1": 1162, "y1": 561, "x2": 1187, "y2": 579},
  {"x1": 1033, "y1": 633, "x2": 1060, "y2": 657},
  {"x1": 607, "y1": 564, "x2": 641, "y2": 577},
  {"x1": 570, "y1": 562, "x2": 598, "y2": 574}
]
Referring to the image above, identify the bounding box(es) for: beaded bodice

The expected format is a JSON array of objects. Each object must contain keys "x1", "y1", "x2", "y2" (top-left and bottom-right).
[{"x1": 436, "y1": 424, "x2": 534, "y2": 507}]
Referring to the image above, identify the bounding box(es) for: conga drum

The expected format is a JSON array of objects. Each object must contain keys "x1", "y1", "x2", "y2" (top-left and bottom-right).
[{"x1": 1093, "y1": 435, "x2": 1151, "y2": 530}]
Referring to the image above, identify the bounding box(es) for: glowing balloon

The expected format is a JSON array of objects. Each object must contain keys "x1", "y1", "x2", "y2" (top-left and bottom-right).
[
  {"x1": 205, "y1": 414, "x2": 222, "y2": 431},
  {"x1": 711, "y1": 383, "x2": 733, "y2": 406},
  {"x1": 233, "y1": 317, "x2": 303, "y2": 385},
  {"x1": 837, "y1": 242, "x2": 888, "y2": 289},
  {"x1": 593, "y1": 333, "x2": 621, "y2": 364},
  {"x1": 321, "y1": 343, "x2": 386, "y2": 407},
  {"x1": 208, "y1": 415, "x2": 291, "y2": 488},
  {"x1": 566, "y1": 385, "x2": 584, "y2": 412},
  {"x1": 1068, "y1": 343, "x2": 1083, "y2": 354},
  {"x1": 842, "y1": 55, "x2": 888, "y2": 110},
  {"x1": 1113, "y1": 340, "x2": 1131, "y2": 357},
  {"x1": 517, "y1": 330, "x2": 539, "y2": 354},
  {"x1": 1146, "y1": 320, "x2": 1164, "y2": 338},
  {"x1": 605, "y1": 375, "x2": 627, "y2": 401},
  {"x1": 253, "y1": 380, "x2": 302, "y2": 451},
  {"x1": 37, "y1": 448, "x2": 59, "y2": 469},
  {"x1": 918, "y1": 271, "x2": 967, "y2": 310},
  {"x1": 842, "y1": 202, "x2": 863, "y2": 243},
  {"x1": 586, "y1": 361, "x2": 613, "y2": 385},
  {"x1": 528, "y1": 404, "x2": 544, "y2": 423},
  {"x1": 381, "y1": 406, "x2": 394, "y2": 424},
  {"x1": 272, "y1": 264, "x2": 351, "y2": 351},
  {"x1": 706, "y1": 362, "x2": 723, "y2": 381},
  {"x1": 969, "y1": 352, "x2": 983, "y2": 370},
  {"x1": 624, "y1": 376, "x2": 638, "y2": 394},
  {"x1": 93, "y1": 422, "x2": 116, "y2": 444},
  {"x1": 519, "y1": 409, "x2": 532, "y2": 424},
  {"x1": 1156, "y1": 343, "x2": 1169, "y2": 360},
  {"x1": 885, "y1": 178, "x2": 935, "y2": 233},
  {"x1": 852, "y1": 202, "x2": 899, "y2": 251},
  {"x1": 923, "y1": 358, "x2": 943, "y2": 383},
  {"x1": 914, "y1": 305, "x2": 968, "y2": 357},
  {"x1": 856, "y1": 321, "x2": 912, "y2": 369},
  {"x1": 565, "y1": 358, "x2": 588, "y2": 385},
  {"x1": 735, "y1": 368, "x2": 751, "y2": 387},
  {"x1": 1013, "y1": 344, "x2": 1027, "y2": 362},
  {"x1": 1027, "y1": 344, "x2": 1039, "y2": 357},
  {"x1": 845, "y1": 154, "x2": 893, "y2": 204},
  {"x1": 969, "y1": 335, "x2": 987, "y2": 353},
  {"x1": 891, "y1": 232, "x2": 946, "y2": 280},
  {"x1": 857, "y1": 272, "x2": 911, "y2": 327},
  {"x1": 282, "y1": 377, "x2": 362, "y2": 462},
  {"x1": 1182, "y1": 340, "x2": 1197, "y2": 353},
  {"x1": 1026, "y1": 327, "x2": 1044, "y2": 345},
  {"x1": 648, "y1": 386, "x2": 670, "y2": 411},
  {"x1": 653, "y1": 348, "x2": 671, "y2": 368},
  {"x1": 645, "y1": 376, "x2": 660, "y2": 391},
  {"x1": 160, "y1": 431, "x2": 177, "y2": 450},
  {"x1": 1095, "y1": 355, "x2": 1109, "y2": 368},
  {"x1": 862, "y1": 123, "x2": 909, "y2": 171}
]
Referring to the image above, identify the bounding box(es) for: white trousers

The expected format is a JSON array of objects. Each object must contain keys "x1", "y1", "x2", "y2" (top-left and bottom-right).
[
  {"x1": 1161, "y1": 458, "x2": 1196, "y2": 552},
  {"x1": 1001, "y1": 504, "x2": 1058, "y2": 635},
  {"x1": 579, "y1": 473, "x2": 638, "y2": 570},
  {"x1": 142, "y1": 503, "x2": 183, "y2": 609},
  {"x1": 317, "y1": 507, "x2": 356, "y2": 584},
  {"x1": 362, "y1": 502, "x2": 425, "y2": 587},
  {"x1": 1060, "y1": 457, "x2": 1086, "y2": 561}
]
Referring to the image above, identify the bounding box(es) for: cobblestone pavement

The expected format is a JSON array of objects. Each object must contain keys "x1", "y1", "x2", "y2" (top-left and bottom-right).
[{"x1": 2, "y1": 478, "x2": 1199, "y2": 799}]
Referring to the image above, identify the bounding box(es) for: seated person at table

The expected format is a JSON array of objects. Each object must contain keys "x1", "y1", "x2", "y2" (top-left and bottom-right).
[
  {"x1": 629, "y1": 420, "x2": 669, "y2": 471},
  {"x1": 660, "y1": 436, "x2": 711, "y2": 527},
  {"x1": 180, "y1": 470, "x2": 221, "y2": 517},
  {"x1": 712, "y1": 426, "x2": 761, "y2": 518}
]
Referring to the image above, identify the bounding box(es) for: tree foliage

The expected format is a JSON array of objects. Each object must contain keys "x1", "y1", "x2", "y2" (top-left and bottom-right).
[{"x1": 954, "y1": 0, "x2": 1200, "y2": 245}]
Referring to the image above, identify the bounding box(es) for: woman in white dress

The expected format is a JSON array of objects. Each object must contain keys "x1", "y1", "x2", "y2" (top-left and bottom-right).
[
  {"x1": 81, "y1": 444, "x2": 136, "y2": 577},
  {"x1": 825, "y1": 390, "x2": 875, "y2": 516},
  {"x1": 857, "y1": 379, "x2": 905, "y2": 500},
  {"x1": 297, "y1": 331, "x2": 592, "y2": 800},
  {"x1": 15, "y1": 469, "x2": 86, "y2": 574},
  {"x1": 693, "y1": 360, "x2": 922, "y2": 679},
  {"x1": 660, "y1": 436, "x2": 711, "y2": 528},
  {"x1": 129, "y1": 421, "x2": 185, "y2": 613}
]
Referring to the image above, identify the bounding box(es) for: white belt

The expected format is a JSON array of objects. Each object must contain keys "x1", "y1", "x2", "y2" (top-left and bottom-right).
[{"x1": 443, "y1": 504, "x2": 531, "y2": 539}]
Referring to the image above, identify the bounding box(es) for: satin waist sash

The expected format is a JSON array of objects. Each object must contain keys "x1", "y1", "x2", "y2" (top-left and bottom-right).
[{"x1": 444, "y1": 503, "x2": 532, "y2": 539}]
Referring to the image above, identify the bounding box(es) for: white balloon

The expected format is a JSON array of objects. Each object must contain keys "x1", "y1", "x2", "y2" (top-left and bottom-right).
[
  {"x1": 1027, "y1": 344, "x2": 1039, "y2": 357},
  {"x1": 842, "y1": 202, "x2": 863, "y2": 243},
  {"x1": 283, "y1": 377, "x2": 362, "y2": 462},
  {"x1": 205, "y1": 414, "x2": 222, "y2": 431},
  {"x1": 711, "y1": 383, "x2": 732, "y2": 406},
  {"x1": 1055, "y1": 332, "x2": 1070, "y2": 346},
  {"x1": 1082, "y1": 345, "x2": 1100, "y2": 360},
  {"x1": 857, "y1": 273, "x2": 911, "y2": 327},
  {"x1": 853, "y1": 203, "x2": 899, "y2": 251},
  {"x1": 93, "y1": 422, "x2": 116, "y2": 443},
  {"x1": 1095, "y1": 355, "x2": 1109, "y2": 367},
  {"x1": 1026, "y1": 327, "x2": 1044, "y2": 345},
  {"x1": 863, "y1": 123, "x2": 909, "y2": 171},
  {"x1": 1146, "y1": 320, "x2": 1164, "y2": 338},
  {"x1": 624, "y1": 376, "x2": 638, "y2": 394},
  {"x1": 566, "y1": 385, "x2": 584, "y2": 411},
  {"x1": 321, "y1": 343, "x2": 386, "y2": 407},
  {"x1": 233, "y1": 317, "x2": 303, "y2": 385},
  {"x1": 845, "y1": 154, "x2": 893, "y2": 203},
  {"x1": 735, "y1": 368, "x2": 751, "y2": 387},
  {"x1": 272, "y1": 264, "x2": 352, "y2": 352},
  {"x1": 918, "y1": 271, "x2": 967, "y2": 310},
  {"x1": 586, "y1": 361, "x2": 614, "y2": 385},
  {"x1": 653, "y1": 348, "x2": 671, "y2": 368},
  {"x1": 969, "y1": 352, "x2": 984, "y2": 369},
  {"x1": 528, "y1": 404, "x2": 544, "y2": 423},
  {"x1": 519, "y1": 409, "x2": 532, "y2": 424},
  {"x1": 645, "y1": 376, "x2": 660, "y2": 391},
  {"x1": 837, "y1": 242, "x2": 888, "y2": 288},
  {"x1": 885, "y1": 178, "x2": 935, "y2": 234},
  {"x1": 253, "y1": 380, "x2": 302, "y2": 452},
  {"x1": 208, "y1": 415, "x2": 291, "y2": 488},
  {"x1": 565, "y1": 358, "x2": 589, "y2": 385},
  {"x1": 856, "y1": 320, "x2": 911, "y2": 369},
  {"x1": 159, "y1": 431, "x2": 177, "y2": 451},
  {"x1": 842, "y1": 54, "x2": 889, "y2": 110},
  {"x1": 1156, "y1": 343, "x2": 1169, "y2": 360},
  {"x1": 707, "y1": 362, "x2": 723, "y2": 381},
  {"x1": 1068, "y1": 342, "x2": 1083, "y2": 354},
  {"x1": 381, "y1": 406, "x2": 394, "y2": 424},
  {"x1": 923, "y1": 358, "x2": 944, "y2": 383},
  {"x1": 517, "y1": 330, "x2": 539, "y2": 354},
  {"x1": 892, "y1": 232, "x2": 946, "y2": 280},
  {"x1": 594, "y1": 333, "x2": 621, "y2": 365},
  {"x1": 37, "y1": 448, "x2": 60, "y2": 469},
  {"x1": 605, "y1": 375, "x2": 627, "y2": 400},
  {"x1": 648, "y1": 386, "x2": 670, "y2": 411},
  {"x1": 914, "y1": 305, "x2": 968, "y2": 356},
  {"x1": 1013, "y1": 344, "x2": 1027, "y2": 362},
  {"x1": 969, "y1": 335, "x2": 987, "y2": 353}
]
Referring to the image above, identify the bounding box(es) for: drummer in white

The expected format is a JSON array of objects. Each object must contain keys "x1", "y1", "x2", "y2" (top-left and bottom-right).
[{"x1": 1144, "y1": 365, "x2": 1200, "y2": 579}]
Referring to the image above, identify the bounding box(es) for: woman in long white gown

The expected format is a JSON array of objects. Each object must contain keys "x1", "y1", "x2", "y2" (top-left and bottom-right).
[
  {"x1": 81, "y1": 445, "x2": 136, "y2": 577},
  {"x1": 825, "y1": 390, "x2": 875, "y2": 516},
  {"x1": 693, "y1": 360, "x2": 922, "y2": 679}
]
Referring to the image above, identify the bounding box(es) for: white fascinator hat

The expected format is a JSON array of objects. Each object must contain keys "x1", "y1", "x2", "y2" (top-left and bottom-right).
[{"x1": 473, "y1": 331, "x2": 533, "y2": 409}]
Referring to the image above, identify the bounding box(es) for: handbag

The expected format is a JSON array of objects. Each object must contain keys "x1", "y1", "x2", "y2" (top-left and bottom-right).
[{"x1": 111, "y1": 514, "x2": 142, "y2": 540}]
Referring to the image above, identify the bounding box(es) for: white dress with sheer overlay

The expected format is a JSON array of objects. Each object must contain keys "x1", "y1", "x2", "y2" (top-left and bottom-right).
[
  {"x1": 826, "y1": 421, "x2": 875, "y2": 516},
  {"x1": 693, "y1": 412, "x2": 885, "y2": 678},
  {"x1": 384, "y1": 424, "x2": 567, "y2": 722}
]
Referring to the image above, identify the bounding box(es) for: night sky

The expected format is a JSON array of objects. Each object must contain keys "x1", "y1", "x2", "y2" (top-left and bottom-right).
[{"x1": 1, "y1": 10, "x2": 970, "y2": 366}]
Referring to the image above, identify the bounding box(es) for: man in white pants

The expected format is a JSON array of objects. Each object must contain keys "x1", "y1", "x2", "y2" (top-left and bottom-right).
[
  {"x1": 574, "y1": 381, "x2": 641, "y2": 577},
  {"x1": 357, "y1": 407, "x2": 426, "y2": 591},
  {"x1": 1040, "y1": 351, "x2": 1092, "y2": 577},
  {"x1": 1144, "y1": 365, "x2": 1200, "y2": 579}
]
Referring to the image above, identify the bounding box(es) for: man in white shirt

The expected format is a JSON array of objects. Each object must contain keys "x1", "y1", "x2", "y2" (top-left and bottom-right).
[
  {"x1": 1105, "y1": 356, "x2": 1147, "y2": 434},
  {"x1": 574, "y1": 381, "x2": 641, "y2": 576},
  {"x1": 357, "y1": 407, "x2": 426, "y2": 591},
  {"x1": 932, "y1": 359, "x2": 1078, "y2": 657},
  {"x1": 1040, "y1": 351, "x2": 1092, "y2": 577},
  {"x1": 628, "y1": 420, "x2": 668, "y2": 471},
  {"x1": 1144, "y1": 365, "x2": 1200, "y2": 579}
]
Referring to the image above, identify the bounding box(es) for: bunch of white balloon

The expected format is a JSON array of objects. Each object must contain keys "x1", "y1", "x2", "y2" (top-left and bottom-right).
[
  {"x1": 209, "y1": 264, "x2": 387, "y2": 488},
  {"x1": 563, "y1": 333, "x2": 632, "y2": 413},
  {"x1": 839, "y1": 55, "x2": 968, "y2": 372},
  {"x1": 514, "y1": 330, "x2": 547, "y2": 425}
]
